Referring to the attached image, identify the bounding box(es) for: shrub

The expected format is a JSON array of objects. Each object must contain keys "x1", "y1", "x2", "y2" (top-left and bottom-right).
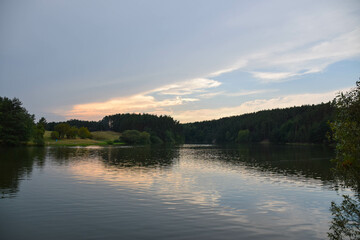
[
  {"x1": 78, "y1": 127, "x2": 92, "y2": 139},
  {"x1": 150, "y1": 135, "x2": 163, "y2": 144},
  {"x1": 66, "y1": 126, "x2": 78, "y2": 139},
  {"x1": 54, "y1": 123, "x2": 70, "y2": 139},
  {"x1": 51, "y1": 131, "x2": 59, "y2": 140},
  {"x1": 120, "y1": 130, "x2": 150, "y2": 144}
]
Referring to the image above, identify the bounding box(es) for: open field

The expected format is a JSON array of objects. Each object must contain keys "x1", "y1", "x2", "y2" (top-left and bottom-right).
[
  {"x1": 43, "y1": 131, "x2": 122, "y2": 146},
  {"x1": 91, "y1": 131, "x2": 122, "y2": 141}
]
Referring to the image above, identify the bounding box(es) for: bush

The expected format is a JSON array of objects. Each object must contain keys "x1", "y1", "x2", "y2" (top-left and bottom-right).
[
  {"x1": 51, "y1": 131, "x2": 59, "y2": 140},
  {"x1": 54, "y1": 123, "x2": 70, "y2": 139},
  {"x1": 150, "y1": 135, "x2": 163, "y2": 144},
  {"x1": 78, "y1": 127, "x2": 92, "y2": 139},
  {"x1": 66, "y1": 126, "x2": 78, "y2": 139},
  {"x1": 120, "y1": 130, "x2": 150, "y2": 145}
]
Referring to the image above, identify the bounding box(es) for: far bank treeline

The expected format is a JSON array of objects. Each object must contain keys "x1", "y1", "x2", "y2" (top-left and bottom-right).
[
  {"x1": 184, "y1": 103, "x2": 334, "y2": 144},
  {"x1": 45, "y1": 102, "x2": 335, "y2": 144}
]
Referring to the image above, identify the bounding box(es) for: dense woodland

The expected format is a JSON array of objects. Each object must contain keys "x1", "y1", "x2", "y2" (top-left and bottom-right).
[{"x1": 183, "y1": 103, "x2": 335, "y2": 144}]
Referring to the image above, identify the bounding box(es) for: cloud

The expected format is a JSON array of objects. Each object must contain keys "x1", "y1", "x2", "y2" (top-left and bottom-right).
[
  {"x1": 63, "y1": 94, "x2": 198, "y2": 120},
  {"x1": 225, "y1": 89, "x2": 278, "y2": 97},
  {"x1": 199, "y1": 89, "x2": 278, "y2": 99},
  {"x1": 247, "y1": 28, "x2": 360, "y2": 82},
  {"x1": 151, "y1": 78, "x2": 221, "y2": 96},
  {"x1": 58, "y1": 77, "x2": 225, "y2": 120},
  {"x1": 198, "y1": 91, "x2": 225, "y2": 98},
  {"x1": 250, "y1": 72, "x2": 299, "y2": 82},
  {"x1": 172, "y1": 89, "x2": 343, "y2": 123},
  {"x1": 204, "y1": 28, "x2": 360, "y2": 82},
  {"x1": 274, "y1": 28, "x2": 360, "y2": 66},
  {"x1": 208, "y1": 60, "x2": 248, "y2": 77}
]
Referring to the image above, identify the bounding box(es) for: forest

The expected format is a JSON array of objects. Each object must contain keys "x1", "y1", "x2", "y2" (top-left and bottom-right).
[{"x1": 183, "y1": 102, "x2": 335, "y2": 144}]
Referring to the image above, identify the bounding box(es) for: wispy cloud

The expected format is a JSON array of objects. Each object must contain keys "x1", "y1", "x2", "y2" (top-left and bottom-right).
[
  {"x1": 59, "y1": 25, "x2": 359, "y2": 121},
  {"x1": 198, "y1": 91, "x2": 225, "y2": 98},
  {"x1": 204, "y1": 28, "x2": 360, "y2": 82},
  {"x1": 199, "y1": 89, "x2": 278, "y2": 99},
  {"x1": 63, "y1": 94, "x2": 198, "y2": 120},
  {"x1": 59, "y1": 77, "x2": 224, "y2": 120},
  {"x1": 151, "y1": 78, "x2": 221, "y2": 96},
  {"x1": 250, "y1": 72, "x2": 299, "y2": 82},
  {"x1": 225, "y1": 89, "x2": 278, "y2": 97},
  {"x1": 247, "y1": 28, "x2": 360, "y2": 82},
  {"x1": 208, "y1": 60, "x2": 248, "y2": 77}
]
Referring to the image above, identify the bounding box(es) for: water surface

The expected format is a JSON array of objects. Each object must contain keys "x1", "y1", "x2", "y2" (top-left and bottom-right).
[{"x1": 0, "y1": 144, "x2": 352, "y2": 239}]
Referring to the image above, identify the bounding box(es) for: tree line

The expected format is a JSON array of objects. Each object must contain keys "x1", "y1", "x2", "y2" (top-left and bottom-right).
[
  {"x1": 46, "y1": 113, "x2": 184, "y2": 144},
  {"x1": 183, "y1": 102, "x2": 335, "y2": 144},
  {"x1": 1, "y1": 97, "x2": 335, "y2": 146}
]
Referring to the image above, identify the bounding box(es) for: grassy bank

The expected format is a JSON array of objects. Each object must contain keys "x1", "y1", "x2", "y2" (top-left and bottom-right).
[
  {"x1": 44, "y1": 131, "x2": 123, "y2": 146},
  {"x1": 91, "y1": 131, "x2": 122, "y2": 141}
]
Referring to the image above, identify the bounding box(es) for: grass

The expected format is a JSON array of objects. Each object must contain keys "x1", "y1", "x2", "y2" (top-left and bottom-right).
[
  {"x1": 44, "y1": 131, "x2": 123, "y2": 146},
  {"x1": 91, "y1": 131, "x2": 122, "y2": 141}
]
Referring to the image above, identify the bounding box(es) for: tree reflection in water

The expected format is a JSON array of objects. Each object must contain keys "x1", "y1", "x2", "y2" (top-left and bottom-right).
[
  {"x1": 328, "y1": 195, "x2": 360, "y2": 240},
  {"x1": 0, "y1": 147, "x2": 45, "y2": 198}
]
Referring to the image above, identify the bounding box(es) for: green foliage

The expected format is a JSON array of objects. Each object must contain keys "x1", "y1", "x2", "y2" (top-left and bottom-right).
[
  {"x1": 164, "y1": 130, "x2": 175, "y2": 144},
  {"x1": 78, "y1": 127, "x2": 92, "y2": 139},
  {"x1": 150, "y1": 135, "x2": 164, "y2": 144},
  {"x1": 53, "y1": 123, "x2": 78, "y2": 139},
  {"x1": 0, "y1": 97, "x2": 35, "y2": 145},
  {"x1": 120, "y1": 130, "x2": 150, "y2": 145},
  {"x1": 33, "y1": 117, "x2": 46, "y2": 145},
  {"x1": 66, "y1": 126, "x2": 78, "y2": 139},
  {"x1": 54, "y1": 123, "x2": 71, "y2": 139},
  {"x1": 51, "y1": 131, "x2": 59, "y2": 140},
  {"x1": 328, "y1": 81, "x2": 360, "y2": 239},
  {"x1": 103, "y1": 113, "x2": 182, "y2": 143},
  {"x1": 328, "y1": 195, "x2": 360, "y2": 240},
  {"x1": 330, "y1": 81, "x2": 360, "y2": 171},
  {"x1": 237, "y1": 129, "x2": 250, "y2": 143}
]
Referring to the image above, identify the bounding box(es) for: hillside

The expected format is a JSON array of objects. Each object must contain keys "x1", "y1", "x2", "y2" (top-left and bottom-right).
[{"x1": 183, "y1": 102, "x2": 335, "y2": 144}]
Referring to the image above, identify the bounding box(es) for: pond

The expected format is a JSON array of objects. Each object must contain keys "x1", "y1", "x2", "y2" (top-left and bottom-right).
[{"x1": 0, "y1": 144, "x2": 353, "y2": 239}]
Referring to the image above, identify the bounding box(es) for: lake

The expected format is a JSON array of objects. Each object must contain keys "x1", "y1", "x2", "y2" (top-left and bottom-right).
[{"x1": 0, "y1": 144, "x2": 353, "y2": 240}]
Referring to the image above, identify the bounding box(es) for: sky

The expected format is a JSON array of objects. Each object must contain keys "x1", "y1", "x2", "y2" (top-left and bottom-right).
[{"x1": 1, "y1": 0, "x2": 359, "y2": 123}]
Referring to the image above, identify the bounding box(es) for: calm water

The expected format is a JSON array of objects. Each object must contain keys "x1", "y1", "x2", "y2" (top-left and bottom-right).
[{"x1": 0, "y1": 144, "x2": 352, "y2": 240}]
